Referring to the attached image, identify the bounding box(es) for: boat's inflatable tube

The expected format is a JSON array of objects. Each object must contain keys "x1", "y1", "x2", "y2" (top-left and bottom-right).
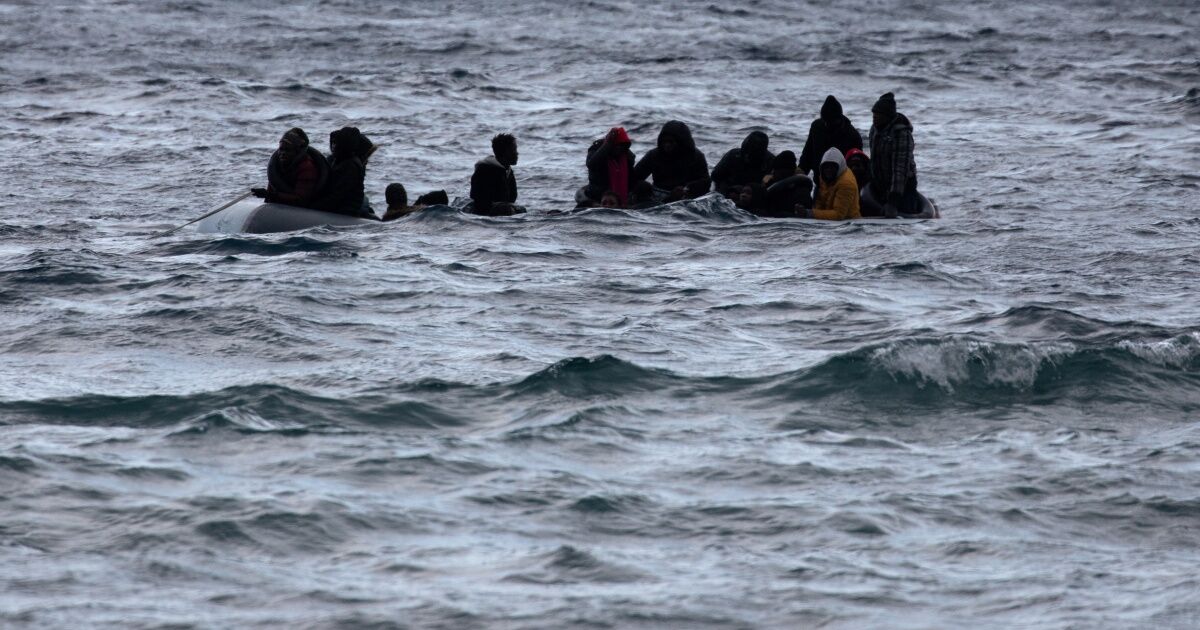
[
  {"x1": 195, "y1": 201, "x2": 377, "y2": 234},
  {"x1": 859, "y1": 187, "x2": 940, "y2": 219}
]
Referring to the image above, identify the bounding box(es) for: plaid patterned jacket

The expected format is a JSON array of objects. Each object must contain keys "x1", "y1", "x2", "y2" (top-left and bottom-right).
[{"x1": 868, "y1": 114, "x2": 917, "y2": 198}]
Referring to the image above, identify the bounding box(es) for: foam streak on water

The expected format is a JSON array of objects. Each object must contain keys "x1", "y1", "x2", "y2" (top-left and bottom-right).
[{"x1": 1, "y1": 1, "x2": 1199, "y2": 627}]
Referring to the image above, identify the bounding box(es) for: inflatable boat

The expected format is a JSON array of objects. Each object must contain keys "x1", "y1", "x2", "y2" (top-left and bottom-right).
[{"x1": 194, "y1": 200, "x2": 377, "y2": 234}]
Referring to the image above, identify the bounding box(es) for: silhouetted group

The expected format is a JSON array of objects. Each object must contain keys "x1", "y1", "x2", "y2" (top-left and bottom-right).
[{"x1": 253, "y1": 92, "x2": 923, "y2": 221}]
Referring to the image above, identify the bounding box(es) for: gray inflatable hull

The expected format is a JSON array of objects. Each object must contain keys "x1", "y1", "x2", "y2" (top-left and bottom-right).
[{"x1": 195, "y1": 201, "x2": 377, "y2": 234}]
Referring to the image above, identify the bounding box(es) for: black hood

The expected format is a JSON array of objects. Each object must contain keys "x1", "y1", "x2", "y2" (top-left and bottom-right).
[
  {"x1": 740, "y1": 131, "x2": 769, "y2": 164},
  {"x1": 329, "y1": 126, "x2": 373, "y2": 161},
  {"x1": 657, "y1": 120, "x2": 697, "y2": 153},
  {"x1": 820, "y1": 95, "x2": 843, "y2": 122}
]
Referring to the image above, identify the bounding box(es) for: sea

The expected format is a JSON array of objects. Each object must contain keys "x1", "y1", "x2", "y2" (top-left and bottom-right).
[{"x1": 1, "y1": 1, "x2": 1199, "y2": 628}]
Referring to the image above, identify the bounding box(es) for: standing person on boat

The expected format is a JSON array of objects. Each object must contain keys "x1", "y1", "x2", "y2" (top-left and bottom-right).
[
  {"x1": 312, "y1": 127, "x2": 377, "y2": 218},
  {"x1": 810, "y1": 148, "x2": 861, "y2": 221},
  {"x1": 798, "y1": 95, "x2": 863, "y2": 177},
  {"x1": 579, "y1": 127, "x2": 636, "y2": 207},
  {"x1": 844, "y1": 149, "x2": 883, "y2": 217},
  {"x1": 469, "y1": 133, "x2": 522, "y2": 216},
  {"x1": 710, "y1": 130, "x2": 774, "y2": 196},
  {"x1": 250, "y1": 127, "x2": 328, "y2": 208},
  {"x1": 633, "y1": 120, "x2": 711, "y2": 202},
  {"x1": 868, "y1": 92, "x2": 920, "y2": 217}
]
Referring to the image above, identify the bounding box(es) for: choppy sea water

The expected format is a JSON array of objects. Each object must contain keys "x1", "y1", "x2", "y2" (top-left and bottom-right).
[{"x1": 2, "y1": 1, "x2": 1199, "y2": 627}]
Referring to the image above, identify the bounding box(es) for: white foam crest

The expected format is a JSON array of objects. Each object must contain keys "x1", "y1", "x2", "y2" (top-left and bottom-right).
[
  {"x1": 871, "y1": 339, "x2": 1077, "y2": 391},
  {"x1": 1118, "y1": 332, "x2": 1200, "y2": 369}
]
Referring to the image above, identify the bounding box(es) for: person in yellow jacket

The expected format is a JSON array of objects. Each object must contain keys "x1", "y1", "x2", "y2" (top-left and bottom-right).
[{"x1": 810, "y1": 147, "x2": 861, "y2": 221}]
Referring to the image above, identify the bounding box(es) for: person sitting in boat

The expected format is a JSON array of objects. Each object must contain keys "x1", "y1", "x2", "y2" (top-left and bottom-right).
[
  {"x1": 810, "y1": 148, "x2": 861, "y2": 221},
  {"x1": 710, "y1": 130, "x2": 773, "y2": 196},
  {"x1": 381, "y1": 183, "x2": 450, "y2": 221},
  {"x1": 578, "y1": 127, "x2": 635, "y2": 207},
  {"x1": 633, "y1": 120, "x2": 710, "y2": 202},
  {"x1": 469, "y1": 133, "x2": 522, "y2": 216},
  {"x1": 762, "y1": 151, "x2": 813, "y2": 217},
  {"x1": 869, "y1": 92, "x2": 919, "y2": 217},
  {"x1": 250, "y1": 127, "x2": 328, "y2": 208},
  {"x1": 844, "y1": 149, "x2": 883, "y2": 217},
  {"x1": 799, "y1": 95, "x2": 863, "y2": 177},
  {"x1": 312, "y1": 126, "x2": 377, "y2": 218},
  {"x1": 735, "y1": 183, "x2": 767, "y2": 214}
]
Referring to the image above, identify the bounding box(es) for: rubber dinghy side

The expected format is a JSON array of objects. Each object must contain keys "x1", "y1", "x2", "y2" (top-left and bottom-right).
[{"x1": 195, "y1": 201, "x2": 378, "y2": 234}]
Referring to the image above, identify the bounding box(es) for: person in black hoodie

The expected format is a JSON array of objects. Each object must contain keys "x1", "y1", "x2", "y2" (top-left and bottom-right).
[
  {"x1": 312, "y1": 126, "x2": 376, "y2": 218},
  {"x1": 633, "y1": 120, "x2": 710, "y2": 202},
  {"x1": 710, "y1": 130, "x2": 774, "y2": 196},
  {"x1": 798, "y1": 95, "x2": 863, "y2": 176},
  {"x1": 579, "y1": 127, "x2": 636, "y2": 207},
  {"x1": 469, "y1": 133, "x2": 521, "y2": 216}
]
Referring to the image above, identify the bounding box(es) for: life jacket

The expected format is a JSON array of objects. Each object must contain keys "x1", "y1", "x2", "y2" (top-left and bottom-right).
[{"x1": 267, "y1": 146, "x2": 329, "y2": 195}]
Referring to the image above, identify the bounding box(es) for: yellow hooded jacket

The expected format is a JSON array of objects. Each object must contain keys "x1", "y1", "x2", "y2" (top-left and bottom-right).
[{"x1": 812, "y1": 148, "x2": 861, "y2": 221}]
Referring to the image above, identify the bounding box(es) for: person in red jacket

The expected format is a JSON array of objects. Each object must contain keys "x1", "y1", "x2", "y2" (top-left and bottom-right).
[{"x1": 251, "y1": 128, "x2": 327, "y2": 208}]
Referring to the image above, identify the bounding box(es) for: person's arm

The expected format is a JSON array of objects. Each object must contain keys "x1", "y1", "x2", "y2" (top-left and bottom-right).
[
  {"x1": 684, "y1": 151, "x2": 711, "y2": 197},
  {"x1": 798, "y1": 121, "x2": 820, "y2": 174},
  {"x1": 633, "y1": 150, "x2": 656, "y2": 183},
  {"x1": 710, "y1": 149, "x2": 736, "y2": 192},
  {"x1": 890, "y1": 128, "x2": 914, "y2": 204},
  {"x1": 507, "y1": 169, "x2": 518, "y2": 203}
]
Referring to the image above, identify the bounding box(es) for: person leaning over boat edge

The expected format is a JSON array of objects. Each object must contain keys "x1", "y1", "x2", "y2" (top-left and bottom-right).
[
  {"x1": 251, "y1": 127, "x2": 328, "y2": 208},
  {"x1": 469, "y1": 133, "x2": 522, "y2": 216},
  {"x1": 868, "y1": 92, "x2": 919, "y2": 218}
]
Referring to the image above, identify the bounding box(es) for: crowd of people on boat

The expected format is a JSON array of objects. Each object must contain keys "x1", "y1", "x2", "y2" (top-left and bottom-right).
[{"x1": 251, "y1": 91, "x2": 923, "y2": 221}]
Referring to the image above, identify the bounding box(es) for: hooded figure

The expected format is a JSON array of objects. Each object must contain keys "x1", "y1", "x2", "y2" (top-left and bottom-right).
[
  {"x1": 710, "y1": 131, "x2": 774, "y2": 195},
  {"x1": 583, "y1": 127, "x2": 636, "y2": 206},
  {"x1": 812, "y1": 147, "x2": 860, "y2": 221},
  {"x1": 633, "y1": 120, "x2": 710, "y2": 200},
  {"x1": 844, "y1": 148, "x2": 883, "y2": 217},
  {"x1": 868, "y1": 92, "x2": 919, "y2": 215},
  {"x1": 798, "y1": 95, "x2": 863, "y2": 175},
  {"x1": 312, "y1": 127, "x2": 375, "y2": 218},
  {"x1": 253, "y1": 127, "x2": 329, "y2": 208},
  {"x1": 763, "y1": 150, "x2": 813, "y2": 217}
]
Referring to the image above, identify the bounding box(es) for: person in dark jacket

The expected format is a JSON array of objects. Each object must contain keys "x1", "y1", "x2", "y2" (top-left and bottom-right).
[
  {"x1": 710, "y1": 130, "x2": 774, "y2": 196},
  {"x1": 581, "y1": 127, "x2": 636, "y2": 207},
  {"x1": 633, "y1": 120, "x2": 710, "y2": 202},
  {"x1": 312, "y1": 126, "x2": 375, "y2": 218},
  {"x1": 762, "y1": 151, "x2": 813, "y2": 217},
  {"x1": 251, "y1": 127, "x2": 328, "y2": 208},
  {"x1": 868, "y1": 92, "x2": 919, "y2": 217},
  {"x1": 469, "y1": 133, "x2": 521, "y2": 216},
  {"x1": 798, "y1": 95, "x2": 863, "y2": 176}
]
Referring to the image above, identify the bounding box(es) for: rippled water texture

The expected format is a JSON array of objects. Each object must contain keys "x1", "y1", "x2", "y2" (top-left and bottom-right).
[{"x1": 2, "y1": 1, "x2": 1199, "y2": 628}]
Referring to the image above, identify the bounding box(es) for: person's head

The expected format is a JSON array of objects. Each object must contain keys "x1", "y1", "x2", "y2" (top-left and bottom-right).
[
  {"x1": 772, "y1": 150, "x2": 797, "y2": 182},
  {"x1": 278, "y1": 127, "x2": 308, "y2": 162},
  {"x1": 820, "y1": 95, "x2": 844, "y2": 126},
  {"x1": 737, "y1": 183, "x2": 765, "y2": 210},
  {"x1": 609, "y1": 126, "x2": 632, "y2": 149},
  {"x1": 657, "y1": 120, "x2": 694, "y2": 156},
  {"x1": 329, "y1": 126, "x2": 365, "y2": 160},
  {"x1": 724, "y1": 184, "x2": 743, "y2": 201},
  {"x1": 845, "y1": 148, "x2": 870, "y2": 184},
  {"x1": 741, "y1": 131, "x2": 769, "y2": 164},
  {"x1": 872, "y1": 92, "x2": 897, "y2": 129},
  {"x1": 819, "y1": 147, "x2": 847, "y2": 184},
  {"x1": 385, "y1": 183, "x2": 407, "y2": 209},
  {"x1": 492, "y1": 133, "x2": 518, "y2": 166},
  {"x1": 600, "y1": 190, "x2": 621, "y2": 208}
]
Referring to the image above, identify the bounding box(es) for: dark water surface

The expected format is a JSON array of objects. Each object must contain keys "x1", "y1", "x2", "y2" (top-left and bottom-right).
[{"x1": 2, "y1": 1, "x2": 1200, "y2": 628}]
